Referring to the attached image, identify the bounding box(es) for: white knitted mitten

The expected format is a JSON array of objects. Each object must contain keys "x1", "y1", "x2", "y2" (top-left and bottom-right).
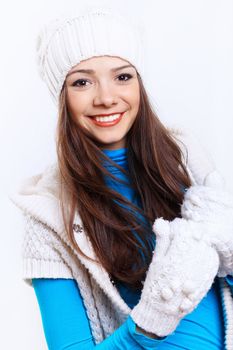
[
  {"x1": 130, "y1": 217, "x2": 219, "y2": 337},
  {"x1": 181, "y1": 170, "x2": 233, "y2": 277}
]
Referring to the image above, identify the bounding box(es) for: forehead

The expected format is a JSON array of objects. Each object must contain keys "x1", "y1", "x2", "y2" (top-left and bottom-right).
[{"x1": 69, "y1": 56, "x2": 134, "y2": 73}]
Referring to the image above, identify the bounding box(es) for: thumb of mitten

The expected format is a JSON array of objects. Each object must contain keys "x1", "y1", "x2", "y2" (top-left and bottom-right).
[
  {"x1": 204, "y1": 170, "x2": 225, "y2": 189},
  {"x1": 152, "y1": 218, "x2": 173, "y2": 259}
]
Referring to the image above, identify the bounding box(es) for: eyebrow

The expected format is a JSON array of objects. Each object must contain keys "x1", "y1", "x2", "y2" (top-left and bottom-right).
[{"x1": 67, "y1": 64, "x2": 135, "y2": 77}]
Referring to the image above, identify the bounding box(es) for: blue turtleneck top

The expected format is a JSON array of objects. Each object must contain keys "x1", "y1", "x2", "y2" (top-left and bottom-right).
[{"x1": 32, "y1": 148, "x2": 224, "y2": 349}]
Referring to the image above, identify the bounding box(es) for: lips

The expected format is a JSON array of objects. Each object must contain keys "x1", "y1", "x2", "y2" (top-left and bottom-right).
[
  {"x1": 88, "y1": 112, "x2": 125, "y2": 127},
  {"x1": 89, "y1": 112, "x2": 124, "y2": 117}
]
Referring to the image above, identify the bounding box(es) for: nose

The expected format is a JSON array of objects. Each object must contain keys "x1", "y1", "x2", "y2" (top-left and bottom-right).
[{"x1": 93, "y1": 83, "x2": 118, "y2": 107}]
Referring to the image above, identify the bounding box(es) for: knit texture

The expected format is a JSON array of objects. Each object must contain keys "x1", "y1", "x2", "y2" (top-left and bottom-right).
[
  {"x1": 36, "y1": 7, "x2": 144, "y2": 104},
  {"x1": 219, "y1": 278, "x2": 233, "y2": 350},
  {"x1": 9, "y1": 127, "x2": 233, "y2": 347},
  {"x1": 130, "y1": 218, "x2": 219, "y2": 337},
  {"x1": 181, "y1": 171, "x2": 233, "y2": 277}
]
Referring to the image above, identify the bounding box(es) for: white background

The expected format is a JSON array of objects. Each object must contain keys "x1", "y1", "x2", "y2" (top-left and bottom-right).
[{"x1": 1, "y1": 0, "x2": 233, "y2": 348}]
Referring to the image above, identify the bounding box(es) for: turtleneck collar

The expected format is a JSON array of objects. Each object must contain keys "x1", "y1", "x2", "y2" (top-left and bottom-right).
[{"x1": 101, "y1": 148, "x2": 128, "y2": 173}]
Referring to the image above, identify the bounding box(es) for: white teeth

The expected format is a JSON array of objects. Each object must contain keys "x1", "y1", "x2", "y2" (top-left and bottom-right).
[{"x1": 94, "y1": 113, "x2": 121, "y2": 122}]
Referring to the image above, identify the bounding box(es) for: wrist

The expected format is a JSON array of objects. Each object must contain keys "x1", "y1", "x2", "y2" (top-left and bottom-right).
[
  {"x1": 130, "y1": 298, "x2": 179, "y2": 337},
  {"x1": 135, "y1": 325, "x2": 165, "y2": 339}
]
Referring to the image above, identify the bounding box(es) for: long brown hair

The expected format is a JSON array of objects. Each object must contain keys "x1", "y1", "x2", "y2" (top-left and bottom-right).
[{"x1": 56, "y1": 73, "x2": 192, "y2": 290}]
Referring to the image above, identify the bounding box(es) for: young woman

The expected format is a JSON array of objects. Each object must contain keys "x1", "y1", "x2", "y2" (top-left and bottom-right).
[{"x1": 10, "y1": 8, "x2": 233, "y2": 350}]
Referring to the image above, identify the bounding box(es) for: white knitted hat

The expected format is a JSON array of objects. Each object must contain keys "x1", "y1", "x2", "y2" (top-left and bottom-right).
[{"x1": 36, "y1": 8, "x2": 144, "y2": 105}]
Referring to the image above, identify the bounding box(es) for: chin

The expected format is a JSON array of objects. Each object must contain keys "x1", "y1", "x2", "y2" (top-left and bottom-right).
[{"x1": 98, "y1": 137, "x2": 126, "y2": 149}]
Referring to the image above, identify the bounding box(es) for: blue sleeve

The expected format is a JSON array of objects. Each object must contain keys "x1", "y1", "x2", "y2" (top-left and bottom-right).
[{"x1": 32, "y1": 278, "x2": 166, "y2": 350}]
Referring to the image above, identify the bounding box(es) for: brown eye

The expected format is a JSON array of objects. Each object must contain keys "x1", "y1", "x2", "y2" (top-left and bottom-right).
[
  {"x1": 117, "y1": 73, "x2": 133, "y2": 82},
  {"x1": 72, "y1": 79, "x2": 91, "y2": 87}
]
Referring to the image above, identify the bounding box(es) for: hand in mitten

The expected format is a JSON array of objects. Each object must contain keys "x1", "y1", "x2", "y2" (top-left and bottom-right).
[
  {"x1": 181, "y1": 170, "x2": 233, "y2": 277},
  {"x1": 130, "y1": 217, "x2": 219, "y2": 337}
]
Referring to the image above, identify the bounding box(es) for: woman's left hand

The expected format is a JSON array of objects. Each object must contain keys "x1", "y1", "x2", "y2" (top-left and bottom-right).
[{"x1": 181, "y1": 170, "x2": 233, "y2": 277}]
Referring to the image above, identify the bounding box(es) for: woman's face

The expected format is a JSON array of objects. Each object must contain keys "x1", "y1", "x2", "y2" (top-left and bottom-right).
[{"x1": 65, "y1": 56, "x2": 140, "y2": 150}]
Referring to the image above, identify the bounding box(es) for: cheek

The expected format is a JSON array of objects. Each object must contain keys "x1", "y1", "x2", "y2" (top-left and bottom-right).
[
  {"x1": 124, "y1": 83, "x2": 140, "y2": 110},
  {"x1": 134, "y1": 91, "x2": 140, "y2": 110},
  {"x1": 67, "y1": 92, "x2": 90, "y2": 117}
]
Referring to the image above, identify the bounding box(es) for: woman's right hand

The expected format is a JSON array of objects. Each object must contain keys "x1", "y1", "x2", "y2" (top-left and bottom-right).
[{"x1": 130, "y1": 217, "x2": 219, "y2": 337}]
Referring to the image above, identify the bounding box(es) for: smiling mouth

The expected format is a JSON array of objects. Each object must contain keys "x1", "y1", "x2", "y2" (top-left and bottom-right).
[{"x1": 88, "y1": 112, "x2": 125, "y2": 127}]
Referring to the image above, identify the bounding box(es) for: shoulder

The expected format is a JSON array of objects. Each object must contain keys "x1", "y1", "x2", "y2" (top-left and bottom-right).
[
  {"x1": 167, "y1": 125, "x2": 216, "y2": 185},
  {"x1": 9, "y1": 162, "x2": 66, "y2": 234},
  {"x1": 11, "y1": 162, "x2": 60, "y2": 198}
]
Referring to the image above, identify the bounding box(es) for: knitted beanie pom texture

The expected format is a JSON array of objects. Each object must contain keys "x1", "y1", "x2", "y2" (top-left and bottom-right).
[{"x1": 36, "y1": 8, "x2": 145, "y2": 105}]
